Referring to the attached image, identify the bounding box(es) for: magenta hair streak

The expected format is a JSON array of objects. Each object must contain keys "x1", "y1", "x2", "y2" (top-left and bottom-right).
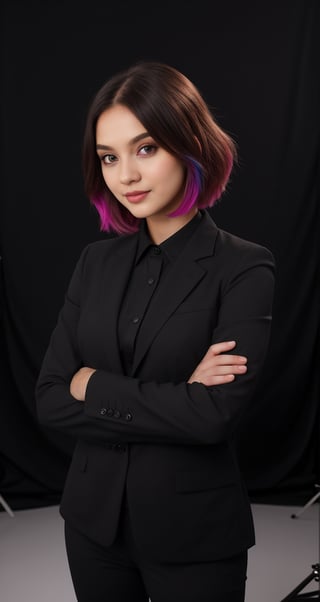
[{"x1": 169, "y1": 158, "x2": 203, "y2": 217}]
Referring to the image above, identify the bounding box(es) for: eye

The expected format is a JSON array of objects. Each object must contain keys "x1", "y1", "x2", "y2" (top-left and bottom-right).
[
  {"x1": 101, "y1": 154, "x2": 117, "y2": 165},
  {"x1": 138, "y1": 144, "x2": 157, "y2": 156}
]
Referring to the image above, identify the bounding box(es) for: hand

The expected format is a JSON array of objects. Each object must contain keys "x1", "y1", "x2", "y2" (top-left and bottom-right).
[
  {"x1": 188, "y1": 341, "x2": 247, "y2": 386},
  {"x1": 70, "y1": 367, "x2": 96, "y2": 401}
]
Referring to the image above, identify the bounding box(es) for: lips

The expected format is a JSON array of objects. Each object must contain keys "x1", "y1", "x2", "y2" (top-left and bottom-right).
[{"x1": 125, "y1": 191, "x2": 150, "y2": 203}]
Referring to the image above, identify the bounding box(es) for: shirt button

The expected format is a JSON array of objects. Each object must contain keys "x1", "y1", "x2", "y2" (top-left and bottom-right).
[
  {"x1": 132, "y1": 316, "x2": 140, "y2": 324},
  {"x1": 113, "y1": 410, "x2": 121, "y2": 419},
  {"x1": 106, "y1": 408, "x2": 114, "y2": 417},
  {"x1": 152, "y1": 246, "x2": 161, "y2": 255},
  {"x1": 147, "y1": 277, "x2": 155, "y2": 285},
  {"x1": 125, "y1": 412, "x2": 133, "y2": 421}
]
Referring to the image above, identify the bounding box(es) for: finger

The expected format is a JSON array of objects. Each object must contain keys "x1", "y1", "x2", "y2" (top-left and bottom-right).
[
  {"x1": 214, "y1": 354, "x2": 247, "y2": 365},
  {"x1": 200, "y1": 374, "x2": 236, "y2": 386},
  {"x1": 190, "y1": 365, "x2": 247, "y2": 384},
  {"x1": 196, "y1": 355, "x2": 247, "y2": 374},
  {"x1": 212, "y1": 364, "x2": 247, "y2": 375},
  {"x1": 212, "y1": 374, "x2": 236, "y2": 384},
  {"x1": 197, "y1": 364, "x2": 247, "y2": 379},
  {"x1": 209, "y1": 341, "x2": 236, "y2": 356}
]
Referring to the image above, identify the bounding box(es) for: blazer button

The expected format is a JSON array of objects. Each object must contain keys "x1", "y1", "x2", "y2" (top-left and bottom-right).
[
  {"x1": 100, "y1": 408, "x2": 107, "y2": 415},
  {"x1": 114, "y1": 444, "x2": 126, "y2": 453},
  {"x1": 113, "y1": 410, "x2": 121, "y2": 419},
  {"x1": 107, "y1": 408, "x2": 114, "y2": 417},
  {"x1": 125, "y1": 412, "x2": 133, "y2": 421}
]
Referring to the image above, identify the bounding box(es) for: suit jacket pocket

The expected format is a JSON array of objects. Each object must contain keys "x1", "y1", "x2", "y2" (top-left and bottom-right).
[{"x1": 176, "y1": 469, "x2": 237, "y2": 493}]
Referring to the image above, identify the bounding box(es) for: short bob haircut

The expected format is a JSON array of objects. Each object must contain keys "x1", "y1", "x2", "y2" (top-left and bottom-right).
[{"x1": 82, "y1": 61, "x2": 237, "y2": 235}]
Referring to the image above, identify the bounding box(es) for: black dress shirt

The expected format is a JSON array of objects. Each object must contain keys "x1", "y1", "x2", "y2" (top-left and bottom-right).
[{"x1": 118, "y1": 212, "x2": 202, "y2": 374}]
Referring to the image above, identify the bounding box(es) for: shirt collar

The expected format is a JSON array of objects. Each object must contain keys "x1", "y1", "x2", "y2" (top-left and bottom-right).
[{"x1": 135, "y1": 211, "x2": 202, "y2": 265}]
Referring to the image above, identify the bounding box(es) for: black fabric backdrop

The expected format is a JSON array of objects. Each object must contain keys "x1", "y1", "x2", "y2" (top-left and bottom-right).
[{"x1": 1, "y1": 0, "x2": 319, "y2": 510}]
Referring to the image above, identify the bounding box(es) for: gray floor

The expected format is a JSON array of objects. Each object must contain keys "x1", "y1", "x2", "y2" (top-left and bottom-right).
[{"x1": 0, "y1": 501, "x2": 318, "y2": 601}]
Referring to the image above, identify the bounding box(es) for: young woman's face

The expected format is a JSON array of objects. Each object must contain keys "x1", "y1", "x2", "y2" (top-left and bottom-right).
[{"x1": 96, "y1": 104, "x2": 186, "y2": 221}]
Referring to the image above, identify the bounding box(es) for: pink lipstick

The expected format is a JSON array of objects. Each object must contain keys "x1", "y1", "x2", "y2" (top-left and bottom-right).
[{"x1": 125, "y1": 191, "x2": 149, "y2": 203}]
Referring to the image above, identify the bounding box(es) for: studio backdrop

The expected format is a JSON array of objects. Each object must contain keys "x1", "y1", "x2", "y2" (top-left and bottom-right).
[{"x1": 1, "y1": 0, "x2": 319, "y2": 509}]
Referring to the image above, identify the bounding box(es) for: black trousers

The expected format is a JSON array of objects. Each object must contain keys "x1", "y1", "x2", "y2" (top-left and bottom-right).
[{"x1": 64, "y1": 506, "x2": 248, "y2": 602}]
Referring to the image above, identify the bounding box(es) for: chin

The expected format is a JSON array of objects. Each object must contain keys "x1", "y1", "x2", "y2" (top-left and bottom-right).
[{"x1": 126, "y1": 205, "x2": 154, "y2": 219}]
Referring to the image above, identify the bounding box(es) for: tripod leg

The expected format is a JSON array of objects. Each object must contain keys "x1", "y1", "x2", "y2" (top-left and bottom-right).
[{"x1": 280, "y1": 565, "x2": 320, "y2": 601}]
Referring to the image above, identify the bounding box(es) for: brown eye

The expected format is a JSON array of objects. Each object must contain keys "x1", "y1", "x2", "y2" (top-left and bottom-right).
[
  {"x1": 138, "y1": 144, "x2": 157, "y2": 156},
  {"x1": 102, "y1": 154, "x2": 117, "y2": 164}
]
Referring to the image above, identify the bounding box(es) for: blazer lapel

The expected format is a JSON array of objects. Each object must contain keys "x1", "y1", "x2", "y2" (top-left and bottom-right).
[
  {"x1": 101, "y1": 234, "x2": 139, "y2": 373},
  {"x1": 131, "y1": 211, "x2": 219, "y2": 375}
]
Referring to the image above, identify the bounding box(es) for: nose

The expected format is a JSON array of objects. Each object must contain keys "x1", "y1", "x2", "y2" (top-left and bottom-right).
[{"x1": 119, "y1": 158, "x2": 141, "y2": 185}]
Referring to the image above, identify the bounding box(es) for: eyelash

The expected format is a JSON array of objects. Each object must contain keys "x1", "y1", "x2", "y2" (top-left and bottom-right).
[{"x1": 100, "y1": 144, "x2": 158, "y2": 165}]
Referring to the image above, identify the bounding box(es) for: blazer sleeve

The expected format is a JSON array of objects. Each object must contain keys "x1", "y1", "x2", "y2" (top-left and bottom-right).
[
  {"x1": 35, "y1": 242, "x2": 275, "y2": 445},
  {"x1": 35, "y1": 244, "x2": 107, "y2": 442}
]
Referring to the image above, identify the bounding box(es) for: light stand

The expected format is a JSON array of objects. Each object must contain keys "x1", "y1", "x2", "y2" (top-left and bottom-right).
[
  {"x1": 0, "y1": 493, "x2": 15, "y2": 517},
  {"x1": 280, "y1": 484, "x2": 320, "y2": 601},
  {"x1": 291, "y1": 489, "x2": 320, "y2": 520}
]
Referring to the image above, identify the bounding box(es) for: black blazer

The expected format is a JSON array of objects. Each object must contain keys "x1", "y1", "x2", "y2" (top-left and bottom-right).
[{"x1": 35, "y1": 210, "x2": 275, "y2": 563}]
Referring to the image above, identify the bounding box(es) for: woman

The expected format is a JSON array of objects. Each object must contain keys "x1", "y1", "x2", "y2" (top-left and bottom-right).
[{"x1": 35, "y1": 61, "x2": 275, "y2": 602}]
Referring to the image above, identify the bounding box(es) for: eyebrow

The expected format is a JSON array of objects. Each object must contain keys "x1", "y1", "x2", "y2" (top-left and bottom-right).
[{"x1": 96, "y1": 132, "x2": 150, "y2": 151}]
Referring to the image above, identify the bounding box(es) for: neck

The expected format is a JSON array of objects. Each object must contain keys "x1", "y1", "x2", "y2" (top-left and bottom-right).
[{"x1": 146, "y1": 208, "x2": 198, "y2": 245}]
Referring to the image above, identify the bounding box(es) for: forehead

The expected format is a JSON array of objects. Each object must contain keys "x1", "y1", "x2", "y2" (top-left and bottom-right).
[{"x1": 96, "y1": 105, "x2": 146, "y2": 146}]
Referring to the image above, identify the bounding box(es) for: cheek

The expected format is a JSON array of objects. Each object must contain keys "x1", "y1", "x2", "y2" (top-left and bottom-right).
[
  {"x1": 155, "y1": 159, "x2": 185, "y2": 192},
  {"x1": 166, "y1": 165, "x2": 185, "y2": 196},
  {"x1": 101, "y1": 167, "x2": 116, "y2": 192}
]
